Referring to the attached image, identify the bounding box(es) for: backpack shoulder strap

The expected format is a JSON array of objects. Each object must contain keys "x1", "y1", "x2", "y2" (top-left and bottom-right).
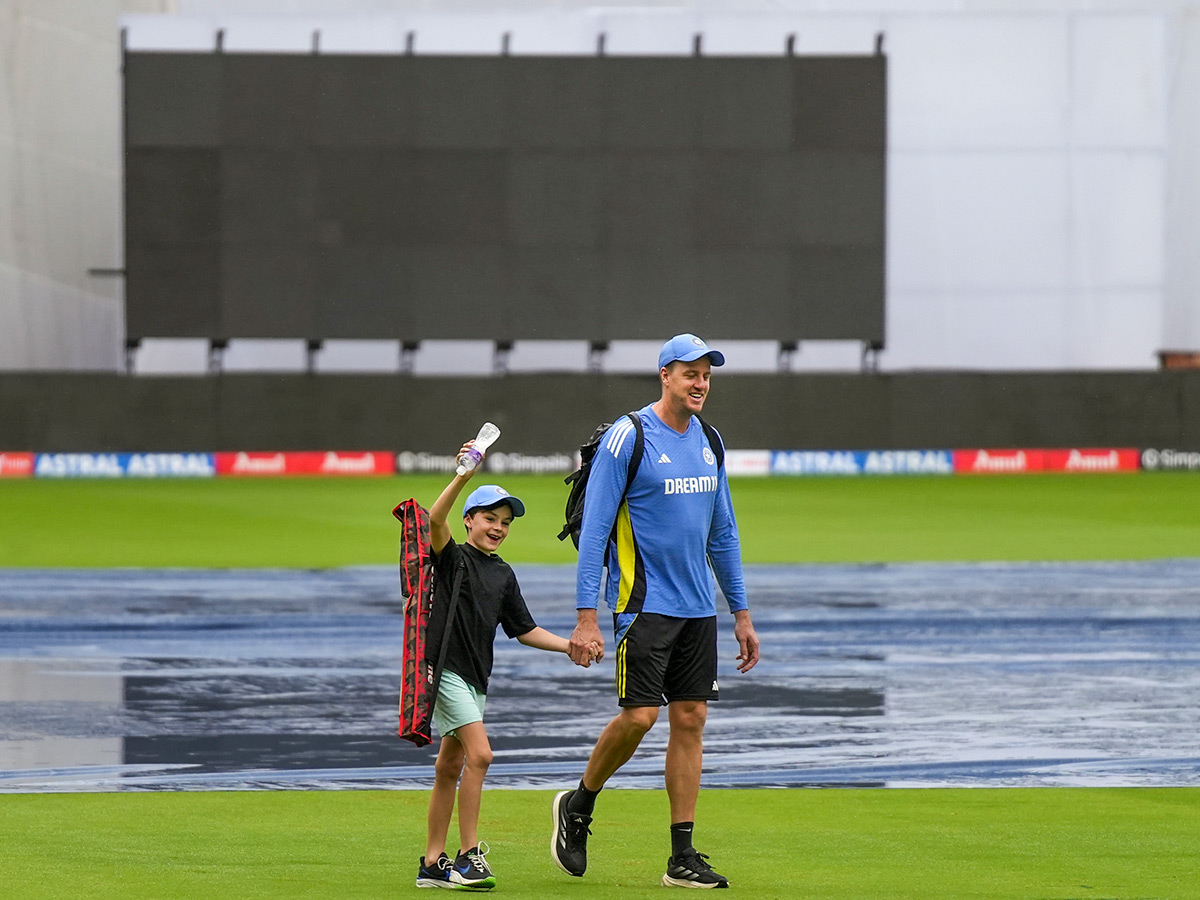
[
  {"x1": 623, "y1": 411, "x2": 645, "y2": 496},
  {"x1": 695, "y1": 415, "x2": 725, "y2": 470}
]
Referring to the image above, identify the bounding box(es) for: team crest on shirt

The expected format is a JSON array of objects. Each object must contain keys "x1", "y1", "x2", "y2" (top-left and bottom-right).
[{"x1": 703, "y1": 447, "x2": 715, "y2": 466}]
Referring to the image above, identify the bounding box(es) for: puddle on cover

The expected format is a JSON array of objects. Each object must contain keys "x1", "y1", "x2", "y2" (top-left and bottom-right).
[{"x1": 1, "y1": 562, "x2": 1199, "y2": 792}]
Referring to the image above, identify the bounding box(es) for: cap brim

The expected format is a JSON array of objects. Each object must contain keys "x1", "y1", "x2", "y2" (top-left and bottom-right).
[
  {"x1": 676, "y1": 349, "x2": 725, "y2": 367},
  {"x1": 473, "y1": 497, "x2": 525, "y2": 518}
]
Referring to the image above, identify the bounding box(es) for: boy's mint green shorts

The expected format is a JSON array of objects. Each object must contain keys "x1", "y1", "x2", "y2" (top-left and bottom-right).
[{"x1": 433, "y1": 669, "x2": 487, "y2": 738}]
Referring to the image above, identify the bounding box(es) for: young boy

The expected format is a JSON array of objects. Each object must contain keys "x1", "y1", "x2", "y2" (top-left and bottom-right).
[{"x1": 417, "y1": 439, "x2": 591, "y2": 891}]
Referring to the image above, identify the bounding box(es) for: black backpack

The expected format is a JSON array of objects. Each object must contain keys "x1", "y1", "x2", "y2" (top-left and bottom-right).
[{"x1": 557, "y1": 412, "x2": 725, "y2": 549}]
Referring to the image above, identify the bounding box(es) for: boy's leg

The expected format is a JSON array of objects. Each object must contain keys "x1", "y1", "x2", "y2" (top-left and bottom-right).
[
  {"x1": 451, "y1": 721, "x2": 493, "y2": 853},
  {"x1": 425, "y1": 735, "x2": 464, "y2": 864}
]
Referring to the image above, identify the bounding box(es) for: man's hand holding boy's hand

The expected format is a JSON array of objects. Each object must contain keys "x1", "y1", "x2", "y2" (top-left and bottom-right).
[{"x1": 570, "y1": 641, "x2": 603, "y2": 668}]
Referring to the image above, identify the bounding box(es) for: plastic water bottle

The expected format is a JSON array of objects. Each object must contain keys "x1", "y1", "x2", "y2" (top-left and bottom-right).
[{"x1": 456, "y1": 422, "x2": 501, "y2": 476}]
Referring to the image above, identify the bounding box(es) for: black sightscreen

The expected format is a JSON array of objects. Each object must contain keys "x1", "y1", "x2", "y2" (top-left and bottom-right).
[{"x1": 124, "y1": 52, "x2": 886, "y2": 344}]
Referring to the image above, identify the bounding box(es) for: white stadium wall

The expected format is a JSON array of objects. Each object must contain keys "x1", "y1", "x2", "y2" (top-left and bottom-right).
[{"x1": 3, "y1": 0, "x2": 1199, "y2": 374}]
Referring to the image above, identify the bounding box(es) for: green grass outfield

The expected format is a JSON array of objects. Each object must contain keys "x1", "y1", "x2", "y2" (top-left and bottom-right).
[
  {"x1": 5, "y1": 474, "x2": 1199, "y2": 899},
  {"x1": 3, "y1": 472, "x2": 1200, "y2": 568},
  {"x1": 3, "y1": 788, "x2": 1199, "y2": 899}
]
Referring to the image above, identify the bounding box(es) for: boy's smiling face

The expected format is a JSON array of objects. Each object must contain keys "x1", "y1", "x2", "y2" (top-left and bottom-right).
[{"x1": 463, "y1": 503, "x2": 514, "y2": 554}]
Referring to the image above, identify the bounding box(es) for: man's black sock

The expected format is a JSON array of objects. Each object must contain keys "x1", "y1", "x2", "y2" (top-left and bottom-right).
[
  {"x1": 568, "y1": 780, "x2": 600, "y2": 816},
  {"x1": 670, "y1": 821, "x2": 695, "y2": 858}
]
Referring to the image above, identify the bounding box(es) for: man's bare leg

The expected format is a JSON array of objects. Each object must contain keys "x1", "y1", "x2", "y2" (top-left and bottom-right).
[
  {"x1": 581, "y1": 705, "x2": 659, "y2": 790},
  {"x1": 664, "y1": 700, "x2": 706, "y2": 823}
]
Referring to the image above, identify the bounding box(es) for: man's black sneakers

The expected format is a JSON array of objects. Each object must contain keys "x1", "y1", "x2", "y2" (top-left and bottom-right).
[
  {"x1": 550, "y1": 790, "x2": 592, "y2": 877},
  {"x1": 661, "y1": 849, "x2": 729, "y2": 889}
]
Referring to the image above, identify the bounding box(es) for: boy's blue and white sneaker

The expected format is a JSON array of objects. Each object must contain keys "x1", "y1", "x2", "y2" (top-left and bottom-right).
[
  {"x1": 662, "y1": 849, "x2": 729, "y2": 889},
  {"x1": 452, "y1": 842, "x2": 496, "y2": 891},
  {"x1": 416, "y1": 853, "x2": 456, "y2": 889}
]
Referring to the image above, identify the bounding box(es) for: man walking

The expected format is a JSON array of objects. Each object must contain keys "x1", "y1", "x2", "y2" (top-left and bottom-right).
[{"x1": 551, "y1": 333, "x2": 760, "y2": 889}]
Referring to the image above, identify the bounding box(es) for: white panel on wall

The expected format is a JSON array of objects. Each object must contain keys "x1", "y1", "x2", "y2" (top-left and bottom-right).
[
  {"x1": 889, "y1": 290, "x2": 1072, "y2": 370},
  {"x1": 122, "y1": 16, "x2": 220, "y2": 52},
  {"x1": 487, "y1": 14, "x2": 600, "y2": 55},
  {"x1": 317, "y1": 339, "x2": 400, "y2": 373},
  {"x1": 0, "y1": 270, "x2": 121, "y2": 371},
  {"x1": 133, "y1": 338, "x2": 210, "y2": 375},
  {"x1": 889, "y1": 151, "x2": 1070, "y2": 292},
  {"x1": 695, "y1": 14, "x2": 884, "y2": 56},
  {"x1": 593, "y1": 11, "x2": 701, "y2": 55},
  {"x1": 219, "y1": 17, "x2": 325, "y2": 52},
  {"x1": 507, "y1": 340, "x2": 590, "y2": 372},
  {"x1": 689, "y1": 14, "x2": 797, "y2": 55},
  {"x1": 316, "y1": 16, "x2": 411, "y2": 52},
  {"x1": 1062, "y1": 289, "x2": 1161, "y2": 369},
  {"x1": 789, "y1": 340, "x2": 864, "y2": 373},
  {"x1": 782, "y1": 15, "x2": 886, "y2": 55},
  {"x1": 1070, "y1": 14, "x2": 1167, "y2": 147},
  {"x1": 887, "y1": 14, "x2": 1069, "y2": 150},
  {"x1": 1070, "y1": 151, "x2": 1165, "y2": 288},
  {"x1": 412, "y1": 340, "x2": 495, "y2": 376},
  {"x1": 700, "y1": 340, "x2": 779, "y2": 373},
  {"x1": 603, "y1": 340, "x2": 663, "y2": 374},
  {"x1": 386, "y1": 13, "x2": 583, "y2": 55},
  {"x1": 880, "y1": 292, "x2": 953, "y2": 370},
  {"x1": 222, "y1": 339, "x2": 307, "y2": 371}
]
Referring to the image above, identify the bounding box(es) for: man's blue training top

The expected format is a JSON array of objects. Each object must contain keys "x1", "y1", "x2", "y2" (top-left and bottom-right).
[{"x1": 575, "y1": 404, "x2": 748, "y2": 618}]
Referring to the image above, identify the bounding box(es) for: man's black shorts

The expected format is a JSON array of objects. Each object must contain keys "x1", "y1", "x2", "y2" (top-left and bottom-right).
[{"x1": 613, "y1": 612, "x2": 718, "y2": 707}]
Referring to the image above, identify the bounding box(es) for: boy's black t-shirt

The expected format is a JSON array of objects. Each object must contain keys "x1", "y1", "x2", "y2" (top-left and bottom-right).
[{"x1": 428, "y1": 537, "x2": 537, "y2": 694}]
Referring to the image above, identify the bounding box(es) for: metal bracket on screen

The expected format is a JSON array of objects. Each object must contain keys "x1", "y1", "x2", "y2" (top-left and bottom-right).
[
  {"x1": 494, "y1": 341, "x2": 513, "y2": 376},
  {"x1": 400, "y1": 341, "x2": 420, "y2": 375},
  {"x1": 861, "y1": 341, "x2": 883, "y2": 374},
  {"x1": 208, "y1": 340, "x2": 228, "y2": 375},
  {"x1": 588, "y1": 342, "x2": 609, "y2": 374},
  {"x1": 778, "y1": 342, "x2": 797, "y2": 373},
  {"x1": 124, "y1": 339, "x2": 140, "y2": 375}
]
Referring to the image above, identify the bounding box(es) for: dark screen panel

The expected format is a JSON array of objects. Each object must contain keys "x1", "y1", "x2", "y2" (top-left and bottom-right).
[
  {"x1": 125, "y1": 243, "x2": 221, "y2": 338},
  {"x1": 220, "y1": 244, "x2": 316, "y2": 337},
  {"x1": 793, "y1": 56, "x2": 887, "y2": 151},
  {"x1": 124, "y1": 53, "x2": 221, "y2": 147},
  {"x1": 791, "y1": 247, "x2": 885, "y2": 340},
  {"x1": 506, "y1": 58, "x2": 606, "y2": 149},
  {"x1": 221, "y1": 55, "x2": 319, "y2": 147},
  {"x1": 603, "y1": 153, "x2": 696, "y2": 248},
  {"x1": 125, "y1": 52, "x2": 885, "y2": 345}
]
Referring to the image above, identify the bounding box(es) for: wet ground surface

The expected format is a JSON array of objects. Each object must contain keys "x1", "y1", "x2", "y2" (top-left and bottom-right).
[{"x1": 1, "y1": 561, "x2": 1198, "y2": 792}]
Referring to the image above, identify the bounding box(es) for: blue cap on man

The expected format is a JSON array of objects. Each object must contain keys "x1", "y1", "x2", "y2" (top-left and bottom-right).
[
  {"x1": 462, "y1": 484, "x2": 526, "y2": 518},
  {"x1": 657, "y1": 333, "x2": 726, "y2": 370}
]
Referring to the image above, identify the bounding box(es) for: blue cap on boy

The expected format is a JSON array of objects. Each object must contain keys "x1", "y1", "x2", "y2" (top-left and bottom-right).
[{"x1": 462, "y1": 484, "x2": 526, "y2": 518}]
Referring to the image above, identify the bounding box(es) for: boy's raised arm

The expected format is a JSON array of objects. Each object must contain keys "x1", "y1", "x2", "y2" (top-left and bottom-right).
[{"x1": 428, "y1": 441, "x2": 478, "y2": 553}]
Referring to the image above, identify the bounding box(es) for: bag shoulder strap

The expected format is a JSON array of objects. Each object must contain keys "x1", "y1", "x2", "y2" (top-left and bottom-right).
[
  {"x1": 695, "y1": 415, "x2": 725, "y2": 470},
  {"x1": 427, "y1": 555, "x2": 465, "y2": 707},
  {"x1": 623, "y1": 411, "x2": 645, "y2": 496}
]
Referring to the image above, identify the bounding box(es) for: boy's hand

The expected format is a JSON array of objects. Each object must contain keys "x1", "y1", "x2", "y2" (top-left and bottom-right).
[
  {"x1": 571, "y1": 641, "x2": 603, "y2": 668},
  {"x1": 456, "y1": 441, "x2": 479, "y2": 478}
]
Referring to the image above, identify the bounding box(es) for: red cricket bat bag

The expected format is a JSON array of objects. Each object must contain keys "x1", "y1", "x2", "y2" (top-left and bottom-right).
[{"x1": 392, "y1": 498, "x2": 462, "y2": 747}]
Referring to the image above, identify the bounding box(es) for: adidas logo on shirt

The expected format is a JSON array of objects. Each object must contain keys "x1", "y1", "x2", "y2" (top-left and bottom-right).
[{"x1": 657, "y1": 453, "x2": 671, "y2": 464}]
